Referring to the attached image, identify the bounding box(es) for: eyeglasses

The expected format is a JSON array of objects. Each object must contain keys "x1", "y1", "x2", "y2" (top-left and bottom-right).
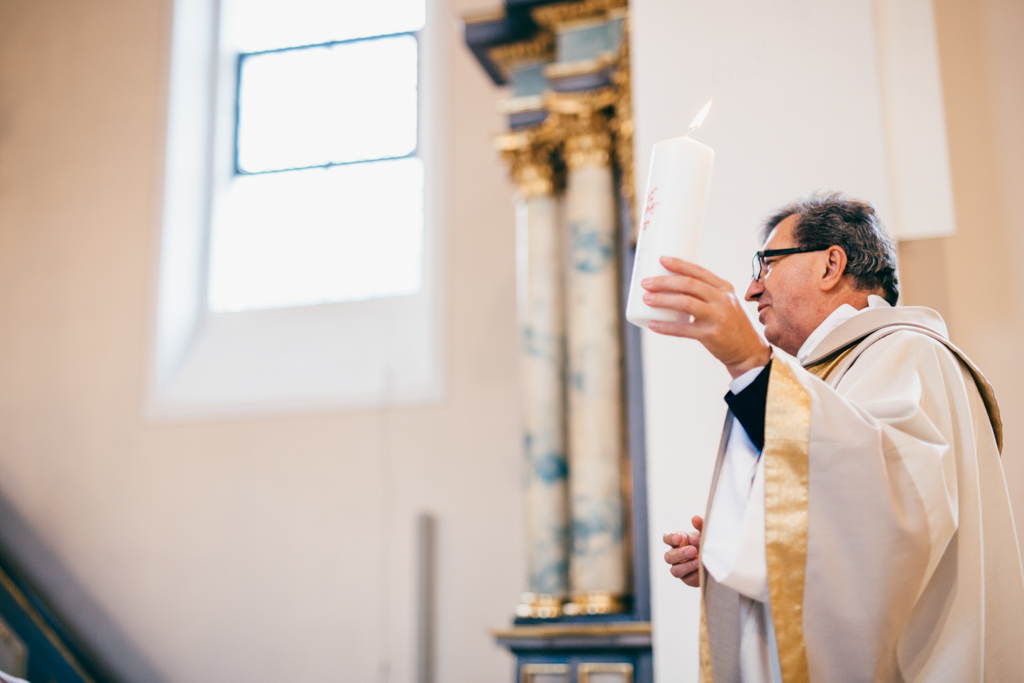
[{"x1": 752, "y1": 247, "x2": 827, "y2": 282}]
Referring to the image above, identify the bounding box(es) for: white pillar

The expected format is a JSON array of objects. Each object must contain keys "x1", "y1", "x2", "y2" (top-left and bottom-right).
[
  {"x1": 500, "y1": 139, "x2": 571, "y2": 618},
  {"x1": 563, "y1": 120, "x2": 628, "y2": 612},
  {"x1": 517, "y1": 191, "x2": 571, "y2": 605}
]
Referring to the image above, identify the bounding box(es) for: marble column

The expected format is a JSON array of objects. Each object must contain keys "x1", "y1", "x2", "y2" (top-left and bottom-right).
[
  {"x1": 501, "y1": 136, "x2": 570, "y2": 618},
  {"x1": 561, "y1": 110, "x2": 628, "y2": 613}
]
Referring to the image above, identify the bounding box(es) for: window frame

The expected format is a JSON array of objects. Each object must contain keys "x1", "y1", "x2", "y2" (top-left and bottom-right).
[
  {"x1": 233, "y1": 30, "x2": 422, "y2": 176},
  {"x1": 149, "y1": 0, "x2": 447, "y2": 420}
]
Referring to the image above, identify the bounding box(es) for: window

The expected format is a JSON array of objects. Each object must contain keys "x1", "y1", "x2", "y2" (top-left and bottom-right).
[
  {"x1": 210, "y1": 0, "x2": 426, "y2": 312},
  {"x1": 152, "y1": 0, "x2": 445, "y2": 417},
  {"x1": 235, "y1": 36, "x2": 419, "y2": 173}
]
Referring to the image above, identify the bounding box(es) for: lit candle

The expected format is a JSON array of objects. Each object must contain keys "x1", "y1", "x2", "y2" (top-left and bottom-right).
[{"x1": 625, "y1": 100, "x2": 715, "y2": 328}]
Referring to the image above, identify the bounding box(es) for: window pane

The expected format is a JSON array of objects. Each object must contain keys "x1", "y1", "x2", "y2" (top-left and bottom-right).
[
  {"x1": 224, "y1": 0, "x2": 426, "y2": 53},
  {"x1": 237, "y1": 35, "x2": 418, "y2": 174},
  {"x1": 208, "y1": 158, "x2": 424, "y2": 312}
]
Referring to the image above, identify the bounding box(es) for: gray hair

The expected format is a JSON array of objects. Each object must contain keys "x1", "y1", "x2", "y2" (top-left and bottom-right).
[{"x1": 761, "y1": 191, "x2": 900, "y2": 305}]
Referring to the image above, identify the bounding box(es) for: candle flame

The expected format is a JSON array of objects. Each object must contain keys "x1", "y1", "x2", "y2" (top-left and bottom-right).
[{"x1": 688, "y1": 99, "x2": 713, "y2": 132}]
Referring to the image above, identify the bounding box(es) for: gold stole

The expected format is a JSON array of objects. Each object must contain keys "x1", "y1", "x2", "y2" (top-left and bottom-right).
[{"x1": 699, "y1": 344, "x2": 855, "y2": 683}]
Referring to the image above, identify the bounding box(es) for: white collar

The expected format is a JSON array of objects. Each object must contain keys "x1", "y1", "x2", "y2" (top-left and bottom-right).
[{"x1": 796, "y1": 295, "x2": 892, "y2": 364}]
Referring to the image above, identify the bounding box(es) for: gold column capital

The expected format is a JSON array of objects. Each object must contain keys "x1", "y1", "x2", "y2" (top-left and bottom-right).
[
  {"x1": 546, "y1": 89, "x2": 616, "y2": 171},
  {"x1": 564, "y1": 123, "x2": 612, "y2": 171},
  {"x1": 496, "y1": 129, "x2": 560, "y2": 199}
]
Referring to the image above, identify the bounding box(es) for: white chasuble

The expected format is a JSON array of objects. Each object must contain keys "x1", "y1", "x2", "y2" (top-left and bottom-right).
[{"x1": 698, "y1": 305, "x2": 1024, "y2": 683}]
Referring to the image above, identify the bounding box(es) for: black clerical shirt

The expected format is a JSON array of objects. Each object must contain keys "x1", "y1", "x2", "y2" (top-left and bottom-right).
[{"x1": 723, "y1": 360, "x2": 771, "y2": 452}]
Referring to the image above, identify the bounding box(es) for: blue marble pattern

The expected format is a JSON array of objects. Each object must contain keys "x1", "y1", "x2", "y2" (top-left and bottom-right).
[
  {"x1": 564, "y1": 164, "x2": 627, "y2": 595},
  {"x1": 571, "y1": 219, "x2": 616, "y2": 274},
  {"x1": 533, "y1": 449, "x2": 569, "y2": 484},
  {"x1": 522, "y1": 325, "x2": 561, "y2": 364},
  {"x1": 571, "y1": 494, "x2": 625, "y2": 554},
  {"x1": 517, "y1": 194, "x2": 571, "y2": 597}
]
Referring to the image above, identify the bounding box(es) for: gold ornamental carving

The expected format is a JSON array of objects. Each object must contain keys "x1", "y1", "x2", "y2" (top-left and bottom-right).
[
  {"x1": 488, "y1": 31, "x2": 555, "y2": 80},
  {"x1": 545, "y1": 86, "x2": 616, "y2": 116},
  {"x1": 562, "y1": 590, "x2": 627, "y2": 615},
  {"x1": 515, "y1": 592, "x2": 564, "y2": 619},
  {"x1": 496, "y1": 130, "x2": 560, "y2": 199},
  {"x1": 487, "y1": 10, "x2": 636, "y2": 234},
  {"x1": 544, "y1": 51, "x2": 618, "y2": 80},
  {"x1": 497, "y1": 95, "x2": 546, "y2": 115},
  {"x1": 531, "y1": 0, "x2": 628, "y2": 29},
  {"x1": 461, "y1": 7, "x2": 507, "y2": 25},
  {"x1": 546, "y1": 89, "x2": 616, "y2": 171},
  {"x1": 563, "y1": 121, "x2": 612, "y2": 170}
]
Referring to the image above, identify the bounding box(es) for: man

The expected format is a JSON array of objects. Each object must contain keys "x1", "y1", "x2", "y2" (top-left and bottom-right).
[{"x1": 644, "y1": 192, "x2": 1024, "y2": 682}]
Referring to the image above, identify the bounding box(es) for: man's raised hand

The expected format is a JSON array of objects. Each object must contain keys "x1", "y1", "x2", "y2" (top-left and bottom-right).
[
  {"x1": 663, "y1": 515, "x2": 704, "y2": 588},
  {"x1": 641, "y1": 257, "x2": 771, "y2": 379}
]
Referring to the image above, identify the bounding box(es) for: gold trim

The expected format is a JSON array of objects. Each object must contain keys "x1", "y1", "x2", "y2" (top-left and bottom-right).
[
  {"x1": 698, "y1": 565, "x2": 713, "y2": 682},
  {"x1": 488, "y1": 31, "x2": 556, "y2": 81},
  {"x1": 544, "y1": 52, "x2": 618, "y2": 79},
  {"x1": 545, "y1": 88, "x2": 616, "y2": 116},
  {"x1": 493, "y1": 621, "x2": 650, "y2": 639},
  {"x1": 0, "y1": 565, "x2": 97, "y2": 683},
  {"x1": 515, "y1": 592, "x2": 564, "y2": 619},
  {"x1": 545, "y1": 90, "x2": 616, "y2": 171},
  {"x1": 550, "y1": 16, "x2": 609, "y2": 34},
  {"x1": 521, "y1": 663, "x2": 570, "y2": 683},
  {"x1": 497, "y1": 95, "x2": 547, "y2": 115},
  {"x1": 578, "y1": 662, "x2": 633, "y2": 683},
  {"x1": 764, "y1": 355, "x2": 812, "y2": 682},
  {"x1": 804, "y1": 342, "x2": 858, "y2": 380},
  {"x1": 495, "y1": 130, "x2": 535, "y2": 153},
  {"x1": 564, "y1": 130, "x2": 611, "y2": 169},
  {"x1": 495, "y1": 129, "x2": 560, "y2": 199},
  {"x1": 563, "y1": 589, "x2": 627, "y2": 615},
  {"x1": 461, "y1": 7, "x2": 507, "y2": 26},
  {"x1": 532, "y1": 0, "x2": 628, "y2": 28}
]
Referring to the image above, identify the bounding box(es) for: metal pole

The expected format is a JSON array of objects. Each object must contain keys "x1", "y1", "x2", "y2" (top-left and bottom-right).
[{"x1": 416, "y1": 513, "x2": 436, "y2": 683}]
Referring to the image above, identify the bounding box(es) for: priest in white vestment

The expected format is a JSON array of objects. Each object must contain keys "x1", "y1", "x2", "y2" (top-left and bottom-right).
[{"x1": 643, "y1": 192, "x2": 1024, "y2": 682}]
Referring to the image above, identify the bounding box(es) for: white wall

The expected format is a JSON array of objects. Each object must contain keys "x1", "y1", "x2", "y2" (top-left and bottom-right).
[
  {"x1": 0, "y1": 0, "x2": 522, "y2": 681},
  {"x1": 630, "y1": 1, "x2": 891, "y2": 681},
  {"x1": 902, "y1": 0, "x2": 1024, "y2": 570},
  {"x1": 632, "y1": 1, "x2": 1024, "y2": 682}
]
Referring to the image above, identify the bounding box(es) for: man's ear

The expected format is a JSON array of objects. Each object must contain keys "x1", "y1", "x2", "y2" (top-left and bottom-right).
[{"x1": 819, "y1": 246, "x2": 848, "y2": 292}]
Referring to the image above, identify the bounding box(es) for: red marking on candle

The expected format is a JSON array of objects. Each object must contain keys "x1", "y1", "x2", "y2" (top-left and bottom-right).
[{"x1": 642, "y1": 187, "x2": 659, "y2": 233}]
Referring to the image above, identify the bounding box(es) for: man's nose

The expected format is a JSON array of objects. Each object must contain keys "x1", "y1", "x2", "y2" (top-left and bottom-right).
[{"x1": 745, "y1": 278, "x2": 763, "y2": 302}]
